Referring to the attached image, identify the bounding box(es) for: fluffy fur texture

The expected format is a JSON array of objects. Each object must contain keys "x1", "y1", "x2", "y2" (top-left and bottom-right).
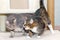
[
  {"x1": 24, "y1": 18, "x2": 45, "y2": 37},
  {"x1": 35, "y1": 0, "x2": 54, "y2": 34},
  {"x1": 23, "y1": 0, "x2": 54, "y2": 38},
  {"x1": 6, "y1": 13, "x2": 34, "y2": 37}
]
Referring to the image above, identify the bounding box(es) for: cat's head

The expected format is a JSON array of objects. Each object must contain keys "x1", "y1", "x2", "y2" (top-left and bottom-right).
[
  {"x1": 6, "y1": 16, "x2": 17, "y2": 30},
  {"x1": 23, "y1": 18, "x2": 38, "y2": 30}
]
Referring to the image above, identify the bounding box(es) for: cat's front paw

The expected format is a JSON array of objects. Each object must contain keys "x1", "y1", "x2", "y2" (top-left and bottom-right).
[
  {"x1": 37, "y1": 36, "x2": 41, "y2": 38},
  {"x1": 51, "y1": 31, "x2": 55, "y2": 34},
  {"x1": 26, "y1": 36, "x2": 31, "y2": 38},
  {"x1": 10, "y1": 35, "x2": 14, "y2": 38}
]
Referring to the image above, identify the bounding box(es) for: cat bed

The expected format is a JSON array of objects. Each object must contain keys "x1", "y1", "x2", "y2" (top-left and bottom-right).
[{"x1": 0, "y1": 30, "x2": 60, "y2": 40}]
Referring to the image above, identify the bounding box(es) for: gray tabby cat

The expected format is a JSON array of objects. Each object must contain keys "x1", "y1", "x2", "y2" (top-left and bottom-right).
[{"x1": 6, "y1": 13, "x2": 34, "y2": 37}]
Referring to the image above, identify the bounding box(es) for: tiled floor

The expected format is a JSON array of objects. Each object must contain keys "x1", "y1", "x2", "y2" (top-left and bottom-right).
[{"x1": 0, "y1": 30, "x2": 60, "y2": 40}]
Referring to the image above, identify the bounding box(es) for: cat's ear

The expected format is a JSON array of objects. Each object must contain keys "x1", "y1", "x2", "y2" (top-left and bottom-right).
[
  {"x1": 24, "y1": 20, "x2": 26, "y2": 24},
  {"x1": 13, "y1": 19, "x2": 16, "y2": 23},
  {"x1": 30, "y1": 18, "x2": 34, "y2": 24}
]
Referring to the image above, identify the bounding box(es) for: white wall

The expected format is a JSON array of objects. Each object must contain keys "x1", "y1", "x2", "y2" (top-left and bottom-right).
[
  {"x1": 0, "y1": 0, "x2": 47, "y2": 13},
  {"x1": 0, "y1": 0, "x2": 9, "y2": 13},
  {"x1": 55, "y1": 0, "x2": 60, "y2": 26}
]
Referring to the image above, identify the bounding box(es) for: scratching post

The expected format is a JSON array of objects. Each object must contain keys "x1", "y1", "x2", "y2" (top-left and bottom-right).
[
  {"x1": 47, "y1": 0, "x2": 54, "y2": 34},
  {"x1": 47, "y1": 0, "x2": 54, "y2": 29}
]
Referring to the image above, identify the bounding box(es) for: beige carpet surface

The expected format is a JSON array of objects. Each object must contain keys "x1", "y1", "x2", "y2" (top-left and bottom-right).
[{"x1": 0, "y1": 30, "x2": 60, "y2": 40}]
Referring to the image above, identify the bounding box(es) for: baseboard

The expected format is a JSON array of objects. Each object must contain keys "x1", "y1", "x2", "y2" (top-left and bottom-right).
[{"x1": 54, "y1": 26, "x2": 60, "y2": 30}]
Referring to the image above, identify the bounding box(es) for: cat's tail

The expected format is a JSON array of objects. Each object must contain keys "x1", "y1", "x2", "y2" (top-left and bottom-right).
[{"x1": 40, "y1": 0, "x2": 45, "y2": 8}]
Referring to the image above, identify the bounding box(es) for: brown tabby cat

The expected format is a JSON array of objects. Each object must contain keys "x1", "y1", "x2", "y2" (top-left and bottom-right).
[{"x1": 23, "y1": 0, "x2": 54, "y2": 38}]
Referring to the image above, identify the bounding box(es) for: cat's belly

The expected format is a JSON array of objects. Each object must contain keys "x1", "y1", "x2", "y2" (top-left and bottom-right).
[{"x1": 31, "y1": 27, "x2": 39, "y2": 33}]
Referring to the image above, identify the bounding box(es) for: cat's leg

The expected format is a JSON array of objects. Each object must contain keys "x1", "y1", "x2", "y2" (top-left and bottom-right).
[
  {"x1": 22, "y1": 30, "x2": 28, "y2": 36},
  {"x1": 29, "y1": 31, "x2": 33, "y2": 37},
  {"x1": 37, "y1": 36, "x2": 41, "y2": 38},
  {"x1": 48, "y1": 24, "x2": 54, "y2": 34},
  {"x1": 10, "y1": 31, "x2": 15, "y2": 38},
  {"x1": 37, "y1": 34, "x2": 41, "y2": 38},
  {"x1": 26, "y1": 31, "x2": 33, "y2": 38}
]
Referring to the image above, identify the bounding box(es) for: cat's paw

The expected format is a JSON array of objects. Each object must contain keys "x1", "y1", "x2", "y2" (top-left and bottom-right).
[
  {"x1": 26, "y1": 36, "x2": 31, "y2": 38},
  {"x1": 52, "y1": 31, "x2": 55, "y2": 34},
  {"x1": 37, "y1": 36, "x2": 41, "y2": 38},
  {"x1": 10, "y1": 35, "x2": 14, "y2": 38}
]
